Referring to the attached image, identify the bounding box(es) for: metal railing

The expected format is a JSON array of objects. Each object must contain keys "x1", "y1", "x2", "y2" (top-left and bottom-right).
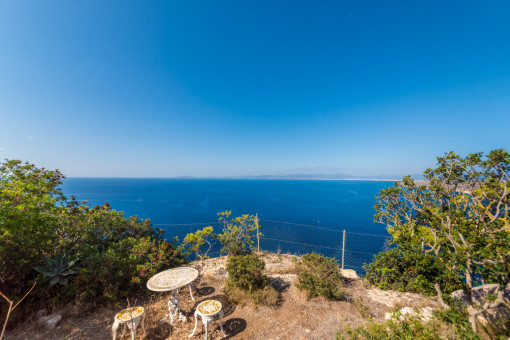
[{"x1": 154, "y1": 218, "x2": 390, "y2": 275}]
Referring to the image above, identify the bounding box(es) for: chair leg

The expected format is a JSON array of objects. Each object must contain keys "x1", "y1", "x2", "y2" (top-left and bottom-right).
[
  {"x1": 204, "y1": 318, "x2": 210, "y2": 340},
  {"x1": 112, "y1": 320, "x2": 120, "y2": 340},
  {"x1": 141, "y1": 313, "x2": 147, "y2": 335},
  {"x1": 189, "y1": 311, "x2": 199, "y2": 338},
  {"x1": 219, "y1": 309, "x2": 227, "y2": 337}
]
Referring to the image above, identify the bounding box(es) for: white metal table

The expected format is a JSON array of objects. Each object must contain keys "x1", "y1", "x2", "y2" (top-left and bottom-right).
[{"x1": 147, "y1": 267, "x2": 199, "y2": 324}]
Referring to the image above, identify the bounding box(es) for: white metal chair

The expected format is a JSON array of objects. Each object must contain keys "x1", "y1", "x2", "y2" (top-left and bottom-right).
[
  {"x1": 112, "y1": 306, "x2": 146, "y2": 340},
  {"x1": 189, "y1": 300, "x2": 227, "y2": 339}
]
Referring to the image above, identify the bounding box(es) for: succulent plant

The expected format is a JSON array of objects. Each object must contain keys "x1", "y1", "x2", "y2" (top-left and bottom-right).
[{"x1": 33, "y1": 253, "x2": 78, "y2": 286}]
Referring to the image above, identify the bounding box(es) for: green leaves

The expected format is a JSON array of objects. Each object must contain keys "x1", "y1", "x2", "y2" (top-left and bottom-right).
[
  {"x1": 182, "y1": 226, "x2": 214, "y2": 260},
  {"x1": 372, "y1": 148, "x2": 510, "y2": 333},
  {"x1": 225, "y1": 253, "x2": 266, "y2": 292},
  {"x1": 294, "y1": 253, "x2": 345, "y2": 300},
  {"x1": 364, "y1": 245, "x2": 460, "y2": 296},
  {"x1": 216, "y1": 210, "x2": 260, "y2": 256},
  {"x1": 1, "y1": 159, "x2": 186, "y2": 309},
  {"x1": 224, "y1": 254, "x2": 278, "y2": 307}
]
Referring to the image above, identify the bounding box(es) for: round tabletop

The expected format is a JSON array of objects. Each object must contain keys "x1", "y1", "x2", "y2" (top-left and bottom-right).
[{"x1": 147, "y1": 267, "x2": 199, "y2": 292}]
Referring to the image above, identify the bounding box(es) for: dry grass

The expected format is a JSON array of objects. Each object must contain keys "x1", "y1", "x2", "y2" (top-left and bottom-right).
[
  {"x1": 6, "y1": 254, "x2": 445, "y2": 340},
  {"x1": 224, "y1": 284, "x2": 279, "y2": 309},
  {"x1": 391, "y1": 297, "x2": 442, "y2": 313}
]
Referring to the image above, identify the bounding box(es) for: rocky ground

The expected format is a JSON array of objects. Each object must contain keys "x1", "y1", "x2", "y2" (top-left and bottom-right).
[{"x1": 5, "y1": 254, "x2": 440, "y2": 340}]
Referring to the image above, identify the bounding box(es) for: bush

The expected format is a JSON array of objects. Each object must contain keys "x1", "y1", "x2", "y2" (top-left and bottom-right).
[
  {"x1": 337, "y1": 308, "x2": 480, "y2": 340},
  {"x1": 364, "y1": 243, "x2": 460, "y2": 296},
  {"x1": 0, "y1": 159, "x2": 186, "y2": 322},
  {"x1": 225, "y1": 253, "x2": 266, "y2": 291},
  {"x1": 294, "y1": 253, "x2": 344, "y2": 300},
  {"x1": 224, "y1": 254, "x2": 278, "y2": 307},
  {"x1": 436, "y1": 307, "x2": 481, "y2": 340},
  {"x1": 69, "y1": 236, "x2": 185, "y2": 303},
  {"x1": 337, "y1": 315, "x2": 444, "y2": 340}
]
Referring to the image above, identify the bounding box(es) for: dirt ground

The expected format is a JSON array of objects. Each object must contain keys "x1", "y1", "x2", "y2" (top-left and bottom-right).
[{"x1": 5, "y1": 254, "x2": 437, "y2": 340}]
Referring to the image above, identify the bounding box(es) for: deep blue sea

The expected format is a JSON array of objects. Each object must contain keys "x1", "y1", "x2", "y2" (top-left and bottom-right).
[{"x1": 61, "y1": 179, "x2": 395, "y2": 271}]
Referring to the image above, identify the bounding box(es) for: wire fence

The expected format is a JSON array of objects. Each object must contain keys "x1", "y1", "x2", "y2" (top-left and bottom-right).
[{"x1": 154, "y1": 218, "x2": 391, "y2": 276}]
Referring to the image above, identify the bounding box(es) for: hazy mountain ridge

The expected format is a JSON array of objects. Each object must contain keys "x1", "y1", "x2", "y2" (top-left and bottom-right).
[{"x1": 214, "y1": 173, "x2": 426, "y2": 181}]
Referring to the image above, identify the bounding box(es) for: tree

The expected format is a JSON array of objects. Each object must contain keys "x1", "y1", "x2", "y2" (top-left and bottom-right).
[
  {"x1": 374, "y1": 149, "x2": 510, "y2": 333},
  {"x1": 182, "y1": 226, "x2": 214, "y2": 260},
  {"x1": 0, "y1": 160, "x2": 65, "y2": 294},
  {"x1": 215, "y1": 210, "x2": 260, "y2": 256}
]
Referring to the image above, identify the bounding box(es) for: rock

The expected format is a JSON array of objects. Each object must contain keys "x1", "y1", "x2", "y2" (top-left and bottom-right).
[
  {"x1": 366, "y1": 287, "x2": 425, "y2": 307},
  {"x1": 385, "y1": 307, "x2": 436, "y2": 322},
  {"x1": 215, "y1": 266, "x2": 227, "y2": 277},
  {"x1": 340, "y1": 269, "x2": 358, "y2": 279},
  {"x1": 35, "y1": 309, "x2": 47, "y2": 319},
  {"x1": 158, "y1": 317, "x2": 169, "y2": 325},
  {"x1": 450, "y1": 284, "x2": 510, "y2": 335},
  {"x1": 38, "y1": 314, "x2": 62, "y2": 329},
  {"x1": 450, "y1": 284, "x2": 509, "y2": 306}
]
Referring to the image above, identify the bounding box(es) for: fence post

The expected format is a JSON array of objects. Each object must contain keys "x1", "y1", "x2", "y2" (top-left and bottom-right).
[
  {"x1": 342, "y1": 229, "x2": 346, "y2": 270},
  {"x1": 256, "y1": 213, "x2": 260, "y2": 253}
]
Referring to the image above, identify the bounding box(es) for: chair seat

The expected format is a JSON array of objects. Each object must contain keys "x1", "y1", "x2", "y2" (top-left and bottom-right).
[
  {"x1": 115, "y1": 307, "x2": 144, "y2": 322},
  {"x1": 189, "y1": 300, "x2": 227, "y2": 339},
  {"x1": 197, "y1": 300, "x2": 222, "y2": 316},
  {"x1": 112, "y1": 307, "x2": 146, "y2": 340}
]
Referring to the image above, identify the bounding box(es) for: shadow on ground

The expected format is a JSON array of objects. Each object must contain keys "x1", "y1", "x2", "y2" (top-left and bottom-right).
[
  {"x1": 196, "y1": 286, "x2": 215, "y2": 296},
  {"x1": 146, "y1": 322, "x2": 172, "y2": 340},
  {"x1": 223, "y1": 318, "x2": 247, "y2": 337}
]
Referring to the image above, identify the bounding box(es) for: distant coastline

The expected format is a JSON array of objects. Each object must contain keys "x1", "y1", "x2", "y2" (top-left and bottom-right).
[
  {"x1": 67, "y1": 176, "x2": 404, "y2": 181},
  {"x1": 234, "y1": 177, "x2": 402, "y2": 181}
]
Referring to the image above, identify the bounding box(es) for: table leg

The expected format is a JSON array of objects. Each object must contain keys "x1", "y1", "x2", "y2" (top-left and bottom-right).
[
  {"x1": 168, "y1": 289, "x2": 187, "y2": 324},
  {"x1": 189, "y1": 283, "x2": 195, "y2": 301}
]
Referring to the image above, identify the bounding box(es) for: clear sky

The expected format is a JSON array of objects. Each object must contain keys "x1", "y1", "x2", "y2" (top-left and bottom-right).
[{"x1": 1, "y1": 1, "x2": 509, "y2": 177}]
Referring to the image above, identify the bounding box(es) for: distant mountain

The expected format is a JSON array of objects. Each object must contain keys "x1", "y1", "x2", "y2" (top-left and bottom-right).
[{"x1": 218, "y1": 173, "x2": 426, "y2": 181}]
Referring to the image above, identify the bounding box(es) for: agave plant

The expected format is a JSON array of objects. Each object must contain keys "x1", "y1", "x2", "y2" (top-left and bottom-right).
[{"x1": 33, "y1": 253, "x2": 78, "y2": 286}]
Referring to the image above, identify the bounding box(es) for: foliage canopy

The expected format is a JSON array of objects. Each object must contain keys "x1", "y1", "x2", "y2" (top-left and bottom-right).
[
  {"x1": 215, "y1": 210, "x2": 260, "y2": 256},
  {"x1": 372, "y1": 149, "x2": 510, "y2": 333},
  {"x1": 0, "y1": 159, "x2": 185, "y2": 320}
]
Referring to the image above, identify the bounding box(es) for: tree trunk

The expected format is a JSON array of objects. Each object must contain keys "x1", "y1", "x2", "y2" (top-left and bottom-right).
[
  {"x1": 433, "y1": 283, "x2": 449, "y2": 310},
  {"x1": 466, "y1": 305, "x2": 479, "y2": 334}
]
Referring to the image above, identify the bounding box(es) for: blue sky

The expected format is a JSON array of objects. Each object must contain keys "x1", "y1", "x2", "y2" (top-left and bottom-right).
[{"x1": 1, "y1": 1, "x2": 509, "y2": 177}]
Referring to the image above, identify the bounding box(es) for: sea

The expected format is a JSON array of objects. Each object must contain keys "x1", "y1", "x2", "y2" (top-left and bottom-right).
[{"x1": 60, "y1": 178, "x2": 395, "y2": 272}]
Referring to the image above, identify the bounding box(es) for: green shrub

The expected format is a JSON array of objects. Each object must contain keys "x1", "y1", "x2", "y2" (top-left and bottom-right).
[
  {"x1": 294, "y1": 253, "x2": 344, "y2": 300},
  {"x1": 0, "y1": 159, "x2": 186, "y2": 321},
  {"x1": 225, "y1": 253, "x2": 266, "y2": 291},
  {"x1": 337, "y1": 308, "x2": 481, "y2": 340},
  {"x1": 224, "y1": 254, "x2": 277, "y2": 307},
  {"x1": 70, "y1": 236, "x2": 185, "y2": 303},
  {"x1": 364, "y1": 243, "x2": 460, "y2": 296},
  {"x1": 337, "y1": 315, "x2": 444, "y2": 340},
  {"x1": 436, "y1": 307, "x2": 481, "y2": 340}
]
